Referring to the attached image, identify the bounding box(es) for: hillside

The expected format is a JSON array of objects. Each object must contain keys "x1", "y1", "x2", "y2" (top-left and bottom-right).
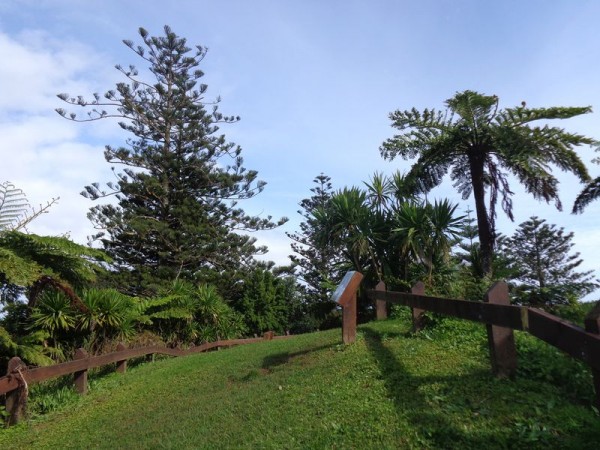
[{"x1": 2, "y1": 315, "x2": 600, "y2": 449}]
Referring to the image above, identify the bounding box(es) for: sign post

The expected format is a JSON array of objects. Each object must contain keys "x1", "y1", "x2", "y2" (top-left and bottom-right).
[{"x1": 331, "y1": 271, "x2": 364, "y2": 344}]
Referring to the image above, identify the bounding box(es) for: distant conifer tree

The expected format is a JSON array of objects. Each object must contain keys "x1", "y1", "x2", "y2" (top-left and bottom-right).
[
  {"x1": 506, "y1": 216, "x2": 598, "y2": 307},
  {"x1": 286, "y1": 174, "x2": 343, "y2": 317}
]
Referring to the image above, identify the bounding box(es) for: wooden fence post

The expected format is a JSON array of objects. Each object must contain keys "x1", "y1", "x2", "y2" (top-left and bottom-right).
[
  {"x1": 411, "y1": 282, "x2": 426, "y2": 332},
  {"x1": 73, "y1": 348, "x2": 88, "y2": 394},
  {"x1": 116, "y1": 343, "x2": 127, "y2": 374},
  {"x1": 263, "y1": 331, "x2": 274, "y2": 340},
  {"x1": 375, "y1": 281, "x2": 387, "y2": 320},
  {"x1": 5, "y1": 357, "x2": 28, "y2": 426},
  {"x1": 584, "y1": 301, "x2": 600, "y2": 408},
  {"x1": 332, "y1": 272, "x2": 363, "y2": 345},
  {"x1": 342, "y1": 291, "x2": 357, "y2": 344},
  {"x1": 484, "y1": 282, "x2": 517, "y2": 378}
]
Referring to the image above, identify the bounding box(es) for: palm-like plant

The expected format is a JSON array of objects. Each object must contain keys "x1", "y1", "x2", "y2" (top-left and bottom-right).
[
  {"x1": 381, "y1": 91, "x2": 595, "y2": 276},
  {"x1": 195, "y1": 284, "x2": 239, "y2": 341},
  {"x1": 79, "y1": 289, "x2": 133, "y2": 331},
  {"x1": 78, "y1": 288, "x2": 136, "y2": 351},
  {"x1": 0, "y1": 231, "x2": 110, "y2": 291},
  {"x1": 320, "y1": 188, "x2": 380, "y2": 277},
  {"x1": 29, "y1": 291, "x2": 78, "y2": 356},
  {"x1": 363, "y1": 172, "x2": 393, "y2": 213},
  {"x1": 393, "y1": 200, "x2": 463, "y2": 280},
  {"x1": 0, "y1": 326, "x2": 58, "y2": 370},
  {"x1": 30, "y1": 292, "x2": 77, "y2": 334},
  {"x1": 140, "y1": 280, "x2": 245, "y2": 346}
]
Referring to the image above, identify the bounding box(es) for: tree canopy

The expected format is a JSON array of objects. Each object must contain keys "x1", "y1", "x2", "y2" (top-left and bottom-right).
[
  {"x1": 380, "y1": 91, "x2": 595, "y2": 277},
  {"x1": 57, "y1": 26, "x2": 286, "y2": 293}
]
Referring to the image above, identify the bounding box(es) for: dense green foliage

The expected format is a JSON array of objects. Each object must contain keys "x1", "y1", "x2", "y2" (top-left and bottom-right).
[
  {"x1": 0, "y1": 183, "x2": 112, "y2": 370},
  {"x1": 57, "y1": 26, "x2": 286, "y2": 294},
  {"x1": 1, "y1": 317, "x2": 598, "y2": 448},
  {"x1": 0, "y1": 231, "x2": 109, "y2": 291},
  {"x1": 142, "y1": 281, "x2": 246, "y2": 346},
  {"x1": 234, "y1": 268, "x2": 294, "y2": 335},
  {"x1": 311, "y1": 176, "x2": 464, "y2": 292},
  {"x1": 381, "y1": 91, "x2": 595, "y2": 276}
]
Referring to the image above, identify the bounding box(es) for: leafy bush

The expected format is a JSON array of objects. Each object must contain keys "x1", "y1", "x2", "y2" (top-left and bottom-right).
[{"x1": 516, "y1": 332, "x2": 595, "y2": 404}]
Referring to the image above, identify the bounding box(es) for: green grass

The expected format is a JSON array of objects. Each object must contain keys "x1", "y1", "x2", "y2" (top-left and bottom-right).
[{"x1": 2, "y1": 315, "x2": 600, "y2": 449}]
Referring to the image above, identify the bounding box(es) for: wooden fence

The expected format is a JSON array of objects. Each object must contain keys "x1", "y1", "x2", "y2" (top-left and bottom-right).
[
  {"x1": 1, "y1": 331, "x2": 291, "y2": 425},
  {"x1": 337, "y1": 276, "x2": 600, "y2": 407}
]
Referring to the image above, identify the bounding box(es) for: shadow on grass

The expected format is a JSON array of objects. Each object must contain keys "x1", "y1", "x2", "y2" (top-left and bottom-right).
[
  {"x1": 262, "y1": 344, "x2": 335, "y2": 371},
  {"x1": 228, "y1": 344, "x2": 336, "y2": 384},
  {"x1": 360, "y1": 325, "x2": 600, "y2": 449}
]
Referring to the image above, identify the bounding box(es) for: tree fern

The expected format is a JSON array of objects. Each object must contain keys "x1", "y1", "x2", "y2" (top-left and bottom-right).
[
  {"x1": 381, "y1": 91, "x2": 595, "y2": 276},
  {"x1": 0, "y1": 231, "x2": 110, "y2": 289}
]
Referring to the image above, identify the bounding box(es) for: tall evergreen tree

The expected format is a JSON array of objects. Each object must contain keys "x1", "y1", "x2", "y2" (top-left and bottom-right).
[
  {"x1": 286, "y1": 174, "x2": 342, "y2": 314},
  {"x1": 57, "y1": 26, "x2": 285, "y2": 293},
  {"x1": 506, "y1": 216, "x2": 598, "y2": 307}
]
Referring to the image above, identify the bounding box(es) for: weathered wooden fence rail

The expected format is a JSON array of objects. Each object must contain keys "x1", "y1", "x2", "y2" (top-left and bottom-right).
[
  {"x1": 334, "y1": 273, "x2": 600, "y2": 407},
  {"x1": 1, "y1": 332, "x2": 290, "y2": 425},
  {"x1": 332, "y1": 272, "x2": 600, "y2": 407}
]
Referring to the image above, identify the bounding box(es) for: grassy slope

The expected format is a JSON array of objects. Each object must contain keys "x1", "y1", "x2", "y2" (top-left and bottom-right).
[{"x1": 2, "y1": 316, "x2": 600, "y2": 449}]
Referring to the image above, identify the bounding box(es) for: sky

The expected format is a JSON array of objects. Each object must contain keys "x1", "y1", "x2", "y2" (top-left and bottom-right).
[{"x1": 1, "y1": 0, "x2": 600, "y2": 299}]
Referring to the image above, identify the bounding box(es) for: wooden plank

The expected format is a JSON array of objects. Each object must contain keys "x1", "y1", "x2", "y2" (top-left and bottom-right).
[
  {"x1": 485, "y1": 282, "x2": 517, "y2": 378},
  {"x1": 342, "y1": 289, "x2": 357, "y2": 344},
  {"x1": 366, "y1": 290, "x2": 526, "y2": 330},
  {"x1": 584, "y1": 302, "x2": 600, "y2": 408},
  {"x1": 375, "y1": 281, "x2": 387, "y2": 320},
  {"x1": 0, "y1": 334, "x2": 295, "y2": 395},
  {"x1": 0, "y1": 375, "x2": 20, "y2": 394},
  {"x1": 18, "y1": 346, "x2": 162, "y2": 385},
  {"x1": 411, "y1": 282, "x2": 426, "y2": 332},
  {"x1": 528, "y1": 308, "x2": 600, "y2": 372}
]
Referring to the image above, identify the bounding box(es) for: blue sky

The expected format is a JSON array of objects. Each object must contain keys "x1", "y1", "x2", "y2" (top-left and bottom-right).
[{"x1": 2, "y1": 1, "x2": 600, "y2": 297}]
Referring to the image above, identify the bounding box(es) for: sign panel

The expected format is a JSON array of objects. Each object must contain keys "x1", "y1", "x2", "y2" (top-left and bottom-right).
[{"x1": 331, "y1": 271, "x2": 363, "y2": 306}]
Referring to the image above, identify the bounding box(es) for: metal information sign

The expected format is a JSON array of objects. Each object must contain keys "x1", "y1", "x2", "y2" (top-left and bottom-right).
[{"x1": 331, "y1": 271, "x2": 363, "y2": 307}]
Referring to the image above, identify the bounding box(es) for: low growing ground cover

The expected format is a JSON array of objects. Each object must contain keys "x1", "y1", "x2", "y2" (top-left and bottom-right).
[{"x1": 1, "y1": 312, "x2": 599, "y2": 449}]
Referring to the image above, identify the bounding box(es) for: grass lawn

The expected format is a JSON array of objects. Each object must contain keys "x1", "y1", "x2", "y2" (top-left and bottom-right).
[{"x1": 1, "y1": 315, "x2": 600, "y2": 449}]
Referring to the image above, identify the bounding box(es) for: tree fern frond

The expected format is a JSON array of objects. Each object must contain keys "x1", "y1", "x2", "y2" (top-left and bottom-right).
[
  {"x1": 0, "y1": 181, "x2": 59, "y2": 231},
  {"x1": 495, "y1": 106, "x2": 593, "y2": 126},
  {"x1": 572, "y1": 177, "x2": 600, "y2": 214}
]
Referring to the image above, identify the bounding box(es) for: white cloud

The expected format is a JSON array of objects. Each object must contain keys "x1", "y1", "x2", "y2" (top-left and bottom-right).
[
  {"x1": 0, "y1": 31, "x2": 104, "y2": 113},
  {"x1": 0, "y1": 30, "x2": 115, "y2": 244},
  {"x1": 254, "y1": 228, "x2": 294, "y2": 268}
]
